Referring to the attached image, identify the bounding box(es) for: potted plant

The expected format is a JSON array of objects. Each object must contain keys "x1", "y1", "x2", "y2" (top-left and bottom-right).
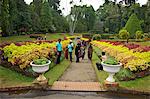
[
  {"x1": 101, "y1": 57, "x2": 122, "y2": 82},
  {"x1": 30, "y1": 58, "x2": 51, "y2": 84}
]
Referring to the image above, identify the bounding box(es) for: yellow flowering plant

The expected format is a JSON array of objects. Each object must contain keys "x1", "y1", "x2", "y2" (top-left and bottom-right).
[{"x1": 92, "y1": 41, "x2": 150, "y2": 71}]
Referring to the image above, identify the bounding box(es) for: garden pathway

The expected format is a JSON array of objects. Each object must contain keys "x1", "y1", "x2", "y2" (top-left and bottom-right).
[
  {"x1": 59, "y1": 50, "x2": 97, "y2": 82},
  {"x1": 51, "y1": 50, "x2": 103, "y2": 91}
]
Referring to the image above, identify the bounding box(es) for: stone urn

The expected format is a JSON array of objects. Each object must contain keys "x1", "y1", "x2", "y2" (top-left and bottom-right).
[
  {"x1": 101, "y1": 62, "x2": 122, "y2": 82},
  {"x1": 30, "y1": 60, "x2": 51, "y2": 85}
]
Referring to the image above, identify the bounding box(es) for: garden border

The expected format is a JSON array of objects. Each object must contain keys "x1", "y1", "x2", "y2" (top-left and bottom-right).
[{"x1": 91, "y1": 46, "x2": 150, "y2": 95}]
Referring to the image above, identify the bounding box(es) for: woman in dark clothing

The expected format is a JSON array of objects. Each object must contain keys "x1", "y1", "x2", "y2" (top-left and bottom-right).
[
  {"x1": 88, "y1": 44, "x2": 93, "y2": 60},
  {"x1": 75, "y1": 43, "x2": 81, "y2": 62}
]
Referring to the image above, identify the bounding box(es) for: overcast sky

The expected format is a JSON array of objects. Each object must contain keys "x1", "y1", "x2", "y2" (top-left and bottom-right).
[{"x1": 25, "y1": 0, "x2": 148, "y2": 16}]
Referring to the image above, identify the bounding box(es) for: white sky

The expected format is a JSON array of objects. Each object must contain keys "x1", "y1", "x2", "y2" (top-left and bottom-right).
[{"x1": 25, "y1": 0, "x2": 148, "y2": 16}]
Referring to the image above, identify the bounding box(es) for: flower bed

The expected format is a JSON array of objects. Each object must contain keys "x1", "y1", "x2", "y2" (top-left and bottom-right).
[
  {"x1": 80, "y1": 38, "x2": 89, "y2": 41},
  {"x1": 92, "y1": 41, "x2": 150, "y2": 72},
  {"x1": 0, "y1": 39, "x2": 70, "y2": 77},
  {"x1": 99, "y1": 40, "x2": 150, "y2": 52}
]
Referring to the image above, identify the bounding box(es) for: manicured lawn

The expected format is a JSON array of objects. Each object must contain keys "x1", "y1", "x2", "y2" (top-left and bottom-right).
[
  {"x1": 0, "y1": 33, "x2": 71, "y2": 87},
  {"x1": 0, "y1": 66, "x2": 34, "y2": 87},
  {"x1": 92, "y1": 46, "x2": 150, "y2": 92},
  {"x1": 0, "y1": 59, "x2": 70, "y2": 87},
  {"x1": 45, "y1": 59, "x2": 70, "y2": 85},
  {"x1": 0, "y1": 33, "x2": 70, "y2": 43},
  {"x1": 119, "y1": 76, "x2": 150, "y2": 92}
]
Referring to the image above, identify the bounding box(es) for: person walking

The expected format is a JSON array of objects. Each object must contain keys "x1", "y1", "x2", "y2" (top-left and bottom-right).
[
  {"x1": 88, "y1": 44, "x2": 93, "y2": 61},
  {"x1": 75, "y1": 43, "x2": 81, "y2": 63},
  {"x1": 68, "y1": 42, "x2": 73, "y2": 62},
  {"x1": 65, "y1": 46, "x2": 68, "y2": 59},
  {"x1": 56, "y1": 39, "x2": 62, "y2": 64}
]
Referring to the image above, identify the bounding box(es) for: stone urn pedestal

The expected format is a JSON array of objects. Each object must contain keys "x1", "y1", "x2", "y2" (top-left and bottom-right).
[
  {"x1": 101, "y1": 62, "x2": 122, "y2": 90},
  {"x1": 30, "y1": 60, "x2": 51, "y2": 87}
]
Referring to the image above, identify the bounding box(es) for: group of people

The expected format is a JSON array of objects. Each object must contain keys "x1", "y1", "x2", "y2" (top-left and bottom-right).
[{"x1": 55, "y1": 38, "x2": 93, "y2": 64}]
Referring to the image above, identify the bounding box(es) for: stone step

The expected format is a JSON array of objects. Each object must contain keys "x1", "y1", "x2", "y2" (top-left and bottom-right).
[{"x1": 51, "y1": 81, "x2": 106, "y2": 92}]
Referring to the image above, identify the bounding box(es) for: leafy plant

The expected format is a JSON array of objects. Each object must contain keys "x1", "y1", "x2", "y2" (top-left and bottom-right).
[
  {"x1": 103, "y1": 57, "x2": 119, "y2": 65},
  {"x1": 119, "y1": 29, "x2": 130, "y2": 42},
  {"x1": 135, "y1": 31, "x2": 143, "y2": 39},
  {"x1": 2, "y1": 39, "x2": 70, "y2": 69},
  {"x1": 92, "y1": 41, "x2": 150, "y2": 71},
  {"x1": 124, "y1": 13, "x2": 143, "y2": 38},
  {"x1": 92, "y1": 34, "x2": 101, "y2": 40},
  {"x1": 33, "y1": 58, "x2": 49, "y2": 65},
  {"x1": 115, "y1": 68, "x2": 135, "y2": 81}
]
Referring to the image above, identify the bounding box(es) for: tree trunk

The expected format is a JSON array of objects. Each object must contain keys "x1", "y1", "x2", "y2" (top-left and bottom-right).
[{"x1": 127, "y1": 38, "x2": 129, "y2": 43}]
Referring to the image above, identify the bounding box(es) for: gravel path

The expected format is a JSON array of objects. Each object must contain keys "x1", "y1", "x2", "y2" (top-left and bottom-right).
[{"x1": 59, "y1": 50, "x2": 97, "y2": 82}]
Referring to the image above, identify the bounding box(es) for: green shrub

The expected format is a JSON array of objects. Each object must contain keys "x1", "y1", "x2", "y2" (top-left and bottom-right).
[
  {"x1": 143, "y1": 33, "x2": 150, "y2": 39},
  {"x1": 124, "y1": 13, "x2": 142, "y2": 38},
  {"x1": 103, "y1": 57, "x2": 119, "y2": 65},
  {"x1": 115, "y1": 68, "x2": 135, "y2": 81},
  {"x1": 135, "y1": 31, "x2": 143, "y2": 39},
  {"x1": 105, "y1": 28, "x2": 109, "y2": 33},
  {"x1": 119, "y1": 29, "x2": 130, "y2": 40},
  {"x1": 33, "y1": 58, "x2": 49, "y2": 65},
  {"x1": 101, "y1": 34, "x2": 113, "y2": 39},
  {"x1": 92, "y1": 34, "x2": 101, "y2": 40}
]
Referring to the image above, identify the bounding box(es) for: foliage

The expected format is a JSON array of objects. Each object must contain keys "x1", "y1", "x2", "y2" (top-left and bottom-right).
[
  {"x1": 124, "y1": 13, "x2": 142, "y2": 38},
  {"x1": 92, "y1": 46, "x2": 150, "y2": 92},
  {"x1": 92, "y1": 34, "x2": 101, "y2": 40},
  {"x1": 101, "y1": 34, "x2": 113, "y2": 39},
  {"x1": 40, "y1": 2, "x2": 53, "y2": 32},
  {"x1": 115, "y1": 68, "x2": 135, "y2": 81},
  {"x1": 119, "y1": 29, "x2": 130, "y2": 39},
  {"x1": 103, "y1": 57, "x2": 119, "y2": 65},
  {"x1": 135, "y1": 31, "x2": 143, "y2": 39},
  {"x1": 1, "y1": 0, "x2": 150, "y2": 36},
  {"x1": 143, "y1": 33, "x2": 150, "y2": 39},
  {"x1": 2, "y1": 39, "x2": 70, "y2": 69},
  {"x1": 67, "y1": 4, "x2": 96, "y2": 34},
  {"x1": 1, "y1": 0, "x2": 10, "y2": 37},
  {"x1": 92, "y1": 41, "x2": 150, "y2": 71},
  {"x1": 33, "y1": 58, "x2": 49, "y2": 65}
]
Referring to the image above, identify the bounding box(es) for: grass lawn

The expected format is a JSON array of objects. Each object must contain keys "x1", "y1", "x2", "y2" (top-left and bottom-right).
[
  {"x1": 0, "y1": 66, "x2": 34, "y2": 87},
  {"x1": 0, "y1": 59, "x2": 70, "y2": 87},
  {"x1": 92, "y1": 46, "x2": 150, "y2": 92},
  {"x1": 45, "y1": 59, "x2": 70, "y2": 85},
  {"x1": 0, "y1": 33, "x2": 71, "y2": 87},
  {"x1": 0, "y1": 33, "x2": 70, "y2": 43}
]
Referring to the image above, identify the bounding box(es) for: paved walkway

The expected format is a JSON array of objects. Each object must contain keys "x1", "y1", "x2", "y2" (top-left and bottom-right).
[
  {"x1": 51, "y1": 50, "x2": 103, "y2": 91},
  {"x1": 59, "y1": 50, "x2": 97, "y2": 82}
]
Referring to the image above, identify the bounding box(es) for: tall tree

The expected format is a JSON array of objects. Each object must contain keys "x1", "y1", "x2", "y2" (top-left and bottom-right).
[
  {"x1": 1, "y1": 0, "x2": 10, "y2": 37},
  {"x1": 48, "y1": 0, "x2": 60, "y2": 11},
  {"x1": 15, "y1": 0, "x2": 31, "y2": 33},
  {"x1": 31, "y1": 0, "x2": 43, "y2": 32},
  {"x1": 124, "y1": 13, "x2": 142, "y2": 38},
  {"x1": 67, "y1": 0, "x2": 83, "y2": 35},
  {"x1": 124, "y1": 0, "x2": 136, "y2": 6},
  {"x1": 9, "y1": 0, "x2": 18, "y2": 33},
  {"x1": 40, "y1": 2, "x2": 53, "y2": 32},
  {"x1": 84, "y1": 6, "x2": 96, "y2": 31}
]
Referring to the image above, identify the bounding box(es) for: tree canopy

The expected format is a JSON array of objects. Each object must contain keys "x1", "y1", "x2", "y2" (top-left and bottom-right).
[{"x1": 0, "y1": 0, "x2": 150, "y2": 36}]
